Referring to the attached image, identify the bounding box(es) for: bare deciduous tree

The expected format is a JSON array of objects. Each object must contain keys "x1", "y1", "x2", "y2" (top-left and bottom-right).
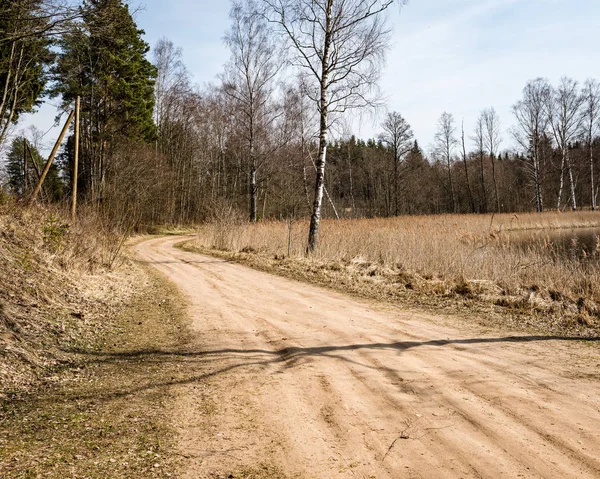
[
  {"x1": 154, "y1": 38, "x2": 191, "y2": 137},
  {"x1": 482, "y1": 107, "x2": 502, "y2": 212},
  {"x1": 512, "y1": 78, "x2": 551, "y2": 213},
  {"x1": 380, "y1": 112, "x2": 413, "y2": 216},
  {"x1": 264, "y1": 0, "x2": 405, "y2": 252},
  {"x1": 545, "y1": 76, "x2": 584, "y2": 210},
  {"x1": 434, "y1": 112, "x2": 458, "y2": 213},
  {"x1": 582, "y1": 78, "x2": 600, "y2": 210},
  {"x1": 460, "y1": 120, "x2": 476, "y2": 213},
  {"x1": 153, "y1": 38, "x2": 200, "y2": 223},
  {"x1": 473, "y1": 113, "x2": 488, "y2": 214},
  {"x1": 224, "y1": 0, "x2": 281, "y2": 222},
  {"x1": 286, "y1": 77, "x2": 318, "y2": 211}
]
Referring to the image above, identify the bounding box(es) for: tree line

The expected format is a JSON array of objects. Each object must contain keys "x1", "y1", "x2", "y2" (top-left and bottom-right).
[{"x1": 1, "y1": 0, "x2": 599, "y2": 246}]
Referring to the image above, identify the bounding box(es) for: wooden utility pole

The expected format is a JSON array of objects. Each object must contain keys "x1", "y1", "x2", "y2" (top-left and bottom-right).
[
  {"x1": 27, "y1": 142, "x2": 42, "y2": 181},
  {"x1": 23, "y1": 138, "x2": 28, "y2": 194},
  {"x1": 71, "y1": 96, "x2": 80, "y2": 218},
  {"x1": 27, "y1": 109, "x2": 75, "y2": 207}
]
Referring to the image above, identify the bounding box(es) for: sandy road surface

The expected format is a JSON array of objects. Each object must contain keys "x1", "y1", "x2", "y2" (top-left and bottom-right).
[{"x1": 135, "y1": 236, "x2": 600, "y2": 478}]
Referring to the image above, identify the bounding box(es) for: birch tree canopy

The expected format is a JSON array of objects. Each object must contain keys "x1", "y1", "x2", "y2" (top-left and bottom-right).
[{"x1": 263, "y1": 0, "x2": 405, "y2": 252}]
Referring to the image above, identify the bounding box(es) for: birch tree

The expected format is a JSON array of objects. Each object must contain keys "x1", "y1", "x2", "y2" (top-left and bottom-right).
[
  {"x1": 224, "y1": 0, "x2": 280, "y2": 222},
  {"x1": 582, "y1": 79, "x2": 600, "y2": 210},
  {"x1": 154, "y1": 38, "x2": 191, "y2": 140},
  {"x1": 473, "y1": 113, "x2": 488, "y2": 213},
  {"x1": 264, "y1": 0, "x2": 405, "y2": 252},
  {"x1": 380, "y1": 111, "x2": 413, "y2": 216},
  {"x1": 512, "y1": 78, "x2": 551, "y2": 213},
  {"x1": 482, "y1": 107, "x2": 502, "y2": 212},
  {"x1": 153, "y1": 38, "x2": 204, "y2": 223},
  {"x1": 434, "y1": 112, "x2": 458, "y2": 213},
  {"x1": 545, "y1": 77, "x2": 584, "y2": 210},
  {"x1": 460, "y1": 120, "x2": 476, "y2": 213}
]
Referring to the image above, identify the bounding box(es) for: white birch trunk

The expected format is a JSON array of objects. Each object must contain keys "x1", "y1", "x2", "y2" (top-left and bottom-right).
[
  {"x1": 557, "y1": 152, "x2": 565, "y2": 210},
  {"x1": 567, "y1": 153, "x2": 577, "y2": 211},
  {"x1": 307, "y1": 0, "x2": 333, "y2": 253}
]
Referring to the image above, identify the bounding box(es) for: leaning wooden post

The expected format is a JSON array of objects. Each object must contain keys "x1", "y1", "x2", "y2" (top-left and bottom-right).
[
  {"x1": 27, "y1": 109, "x2": 75, "y2": 207},
  {"x1": 25, "y1": 142, "x2": 47, "y2": 202},
  {"x1": 71, "y1": 96, "x2": 80, "y2": 218},
  {"x1": 28, "y1": 143, "x2": 43, "y2": 181},
  {"x1": 23, "y1": 138, "x2": 28, "y2": 194}
]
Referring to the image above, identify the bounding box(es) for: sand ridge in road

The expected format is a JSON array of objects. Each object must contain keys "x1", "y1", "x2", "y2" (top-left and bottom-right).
[{"x1": 135, "y1": 236, "x2": 600, "y2": 479}]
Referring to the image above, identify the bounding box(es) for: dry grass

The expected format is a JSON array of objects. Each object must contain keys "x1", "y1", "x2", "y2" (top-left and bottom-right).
[
  {"x1": 0, "y1": 200, "x2": 131, "y2": 396},
  {"x1": 0, "y1": 266, "x2": 188, "y2": 479},
  {"x1": 0, "y1": 199, "x2": 192, "y2": 477},
  {"x1": 190, "y1": 211, "x2": 600, "y2": 335}
]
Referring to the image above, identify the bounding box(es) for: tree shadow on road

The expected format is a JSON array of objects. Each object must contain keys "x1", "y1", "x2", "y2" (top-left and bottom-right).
[{"x1": 59, "y1": 334, "x2": 599, "y2": 405}]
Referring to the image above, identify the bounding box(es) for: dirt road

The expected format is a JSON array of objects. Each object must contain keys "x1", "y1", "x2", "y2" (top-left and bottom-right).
[{"x1": 135, "y1": 236, "x2": 600, "y2": 478}]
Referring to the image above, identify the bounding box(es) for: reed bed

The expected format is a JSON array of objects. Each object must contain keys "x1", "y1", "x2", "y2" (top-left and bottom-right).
[{"x1": 192, "y1": 211, "x2": 600, "y2": 332}]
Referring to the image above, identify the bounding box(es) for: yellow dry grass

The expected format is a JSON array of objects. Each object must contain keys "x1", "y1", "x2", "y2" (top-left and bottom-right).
[
  {"x1": 0, "y1": 200, "x2": 131, "y2": 395},
  {"x1": 192, "y1": 211, "x2": 600, "y2": 332}
]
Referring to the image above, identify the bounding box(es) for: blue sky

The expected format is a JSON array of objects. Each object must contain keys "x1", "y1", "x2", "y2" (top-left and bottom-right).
[
  {"x1": 379, "y1": 0, "x2": 600, "y2": 150},
  {"x1": 18, "y1": 0, "x2": 600, "y2": 154}
]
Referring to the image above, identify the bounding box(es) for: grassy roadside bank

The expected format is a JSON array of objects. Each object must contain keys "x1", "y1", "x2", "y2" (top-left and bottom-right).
[
  {"x1": 181, "y1": 211, "x2": 600, "y2": 338},
  {"x1": 0, "y1": 204, "x2": 131, "y2": 395},
  {"x1": 0, "y1": 264, "x2": 189, "y2": 478}
]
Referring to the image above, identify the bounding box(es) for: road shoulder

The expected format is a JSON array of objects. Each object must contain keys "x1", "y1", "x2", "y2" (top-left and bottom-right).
[{"x1": 0, "y1": 258, "x2": 190, "y2": 478}]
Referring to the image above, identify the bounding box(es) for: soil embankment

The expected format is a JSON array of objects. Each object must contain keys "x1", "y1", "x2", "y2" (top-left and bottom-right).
[{"x1": 0, "y1": 214, "x2": 189, "y2": 478}]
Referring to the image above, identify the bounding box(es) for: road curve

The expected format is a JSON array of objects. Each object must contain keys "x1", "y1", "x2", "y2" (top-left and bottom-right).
[{"x1": 134, "y1": 236, "x2": 600, "y2": 479}]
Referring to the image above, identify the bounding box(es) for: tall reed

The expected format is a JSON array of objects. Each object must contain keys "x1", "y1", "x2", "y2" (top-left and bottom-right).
[{"x1": 193, "y1": 211, "x2": 600, "y2": 302}]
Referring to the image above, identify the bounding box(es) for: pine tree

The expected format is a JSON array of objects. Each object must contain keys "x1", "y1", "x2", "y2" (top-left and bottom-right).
[
  {"x1": 52, "y1": 0, "x2": 157, "y2": 200},
  {"x1": 5, "y1": 138, "x2": 25, "y2": 195},
  {"x1": 0, "y1": 1, "x2": 54, "y2": 147},
  {"x1": 6, "y1": 136, "x2": 64, "y2": 200}
]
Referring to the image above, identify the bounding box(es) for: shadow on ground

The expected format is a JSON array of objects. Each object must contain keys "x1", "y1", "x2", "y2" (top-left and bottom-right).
[{"x1": 59, "y1": 334, "x2": 599, "y2": 405}]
